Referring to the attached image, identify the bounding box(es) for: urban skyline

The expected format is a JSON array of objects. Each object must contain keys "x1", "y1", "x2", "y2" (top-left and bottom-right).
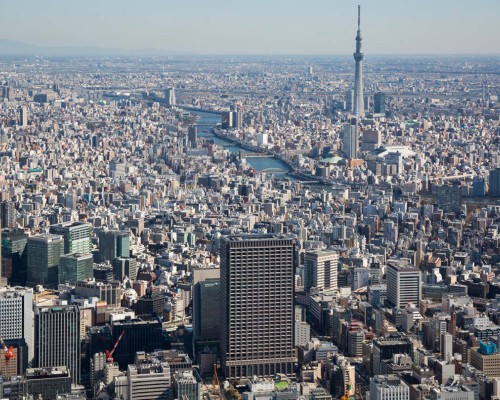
[{"x1": 0, "y1": 2, "x2": 499, "y2": 400}]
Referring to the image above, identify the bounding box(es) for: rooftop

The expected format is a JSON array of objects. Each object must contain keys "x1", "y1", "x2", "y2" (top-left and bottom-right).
[{"x1": 224, "y1": 233, "x2": 293, "y2": 242}]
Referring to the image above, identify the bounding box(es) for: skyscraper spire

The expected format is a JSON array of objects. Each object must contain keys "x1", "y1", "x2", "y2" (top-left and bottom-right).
[{"x1": 353, "y1": 5, "x2": 364, "y2": 118}]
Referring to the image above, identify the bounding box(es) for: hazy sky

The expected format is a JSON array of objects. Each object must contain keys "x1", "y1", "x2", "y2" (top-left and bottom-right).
[{"x1": 1, "y1": 0, "x2": 499, "y2": 54}]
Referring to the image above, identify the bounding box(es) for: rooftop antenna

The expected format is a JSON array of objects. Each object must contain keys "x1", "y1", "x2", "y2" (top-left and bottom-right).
[{"x1": 358, "y1": 5, "x2": 361, "y2": 30}]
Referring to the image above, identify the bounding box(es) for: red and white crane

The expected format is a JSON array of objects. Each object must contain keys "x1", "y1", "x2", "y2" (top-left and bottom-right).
[
  {"x1": 0, "y1": 336, "x2": 15, "y2": 362},
  {"x1": 105, "y1": 330, "x2": 125, "y2": 364}
]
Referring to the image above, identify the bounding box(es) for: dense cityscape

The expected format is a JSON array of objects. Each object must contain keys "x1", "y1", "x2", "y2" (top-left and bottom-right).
[{"x1": 0, "y1": 4, "x2": 500, "y2": 400}]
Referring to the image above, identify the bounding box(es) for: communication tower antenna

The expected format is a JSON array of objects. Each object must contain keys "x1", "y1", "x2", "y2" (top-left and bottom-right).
[{"x1": 358, "y1": 5, "x2": 361, "y2": 30}]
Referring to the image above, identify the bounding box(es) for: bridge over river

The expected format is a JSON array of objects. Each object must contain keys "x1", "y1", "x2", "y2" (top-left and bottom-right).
[{"x1": 255, "y1": 168, "x2": 288, "y2": 173}]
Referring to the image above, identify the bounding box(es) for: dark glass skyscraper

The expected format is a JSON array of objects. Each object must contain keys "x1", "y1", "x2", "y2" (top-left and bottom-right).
[
  {"x1": 193, "y1": 278, "x2": 220, "y2": 345},
  {"x1": 26, "y1": 234, "x2": 64, "y2": 288},
  {"x1": 1, "y1": 228, "x2": 28, "y2": 285},
  {"x1": 59, "y1": 253, "x2": 94, "y2": 284},
  {"x1": 374, "y1": 92, "x2": 386, "y2": 114},
  {"x1": 111, "y1": 317, "x2": 167, "y2": 370},
  {"x1": 0, "y1": 201, "x2": 16, "y2": 229},
  {"x1": 98, "y1": 230, "x2": 130, "y2": 262},
  {"x1": 220, "y1": 234, "x2": 296, "y2": 380}
]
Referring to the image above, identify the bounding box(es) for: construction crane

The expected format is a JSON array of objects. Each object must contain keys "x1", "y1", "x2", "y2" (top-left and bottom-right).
[
  {"x1": 340, "y1": 384, "x2": 352, "y2": 400},
  {"x1": 0, "y1": 336, "x2": 15, "y2": 362},
  {"x1": 105, "y1": 330, "x2": 125, "y2": 364},
  {"x1": 211, "y1": 363, "x2": 220, "y2": 396}
]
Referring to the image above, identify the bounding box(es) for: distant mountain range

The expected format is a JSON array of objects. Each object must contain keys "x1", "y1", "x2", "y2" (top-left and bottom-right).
[{"x1": 0, "y1": 39, "x2": 191, "y2": 57}]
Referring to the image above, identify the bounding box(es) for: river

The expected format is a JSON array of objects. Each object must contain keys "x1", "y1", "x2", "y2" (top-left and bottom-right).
[{"x1": 192, "y1": 111, "x2": 292, "y2": 179}]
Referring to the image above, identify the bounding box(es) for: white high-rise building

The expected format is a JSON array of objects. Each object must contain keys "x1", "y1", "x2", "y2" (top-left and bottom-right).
[
  {"x1": 429, "y1": 314, "x2": 449, "y2": 352},
  {"x1": 441, "y1": 332, "x2": 453, "y2": 361},
  {"x1": 340, "y1": 358, "x2": 356, "y2": 398},
  {"x1": 0, "y1": 286, "x2": 34, "y2": 365},
  {"x1": 127, "y1": 356, "x2": 172, "y2": 400},
  {"x1": 295, "y1": 321, "x2": 311, "y2": 347},
  {"x1": 304, "y1": 250, "x2": 338, "y2": 292},
  {"x1": 165, "y1": 87, "x2": 176, "y2": 107},
  {"x1": 430, "y1": 386, "x2": 474, "y2": 400},
  {"x1": 387, "y1": 263, "x2": 422, "y2": 308},
  {"x1": 370, "y1": 375, "x2": 410, "y2": 400}
]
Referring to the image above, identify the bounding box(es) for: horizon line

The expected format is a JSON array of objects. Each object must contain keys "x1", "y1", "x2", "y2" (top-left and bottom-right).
[
  {"x1": 1, "y1": 39, "x2": 500, "y2": 58},
  {"x1": 1, "y1": 52, "x2": 500, "y2": 58}
]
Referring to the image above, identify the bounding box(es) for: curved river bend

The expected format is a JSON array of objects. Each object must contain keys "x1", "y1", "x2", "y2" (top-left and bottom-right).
[{"x1": 193, "y1": 111, "x2": 292, "y2": 178}]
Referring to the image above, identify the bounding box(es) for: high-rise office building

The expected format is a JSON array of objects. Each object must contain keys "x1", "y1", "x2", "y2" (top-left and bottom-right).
[
  {"x1": 489, "y1": 167, "x2": 500, "y2": 197},
  {"x1": 360, "y1": 129, "x2": 381, "y2": 151},
  {"x1": 174, "y1": 370, "x2": 202, "y2": 400},
  {"x1": 188, "y1": 126, "x2": 198, "y2": 148},
  {"x1": 25, "y1": 366, "x2": 72, "y2": 400},
  {"x1": 220, "y1": 234, "x2": 296, "y2": 380},
  {"x1": 428, "y1": 314, "x2": 449, "y2": 353},
  {"x1": 430, "y1": 386, "x2": 475, "y2": 400},
  {"x1": 370, "y1": 375, "x2": 410, "y2": 400},
  {"x1": 345, "y1": 90, "x2": 354, "y2": 113},
  {"x1": 192, "y1": 267, "x2": 220, "y2": 358},
  {"x1": 34, "y1": 305, "x2": 81, "y2": 385},
  {"x1": 26, "y1": 234, "x2": 64, "y2": 288},
  {"x1": 59, "y1": 253, "x2": 94, "y2": 284},
  {"x1": 1, "y1": 228, "x2": 29, "y2": 285},
  {"x1": 135, "y1": 289, "x2": 166, "y2": 317},
  {"x1": 342, "y1": 123, "x2": 358, "y2": 159},
  {"x1": 112, "y1": 256, "x2": 138, "y2": 280},
  {"x1": 233, "y1": 107, "x2": 243, "y2": 129},
  {"x1": 347, "y1": 326, "x2": 364, "y2": 357},
  {"x1": 193, "y1": 278, "x2": 220, "y2": 346},
  {"x1": 112, "y1": 317, "x2": 167, "y2": 369},
  {"x1": 437, "y1": 184, "x2": 463, "y2": 213},
  {"x1": 470, "y1": 344, "x2": 500, "y2": 377},
  {"x1": 387, "y1": 263, "x2": 422, "y2": 308},
  {"x1": 304, "y1": 250, "x2": 338, "y2": 292},
  {"x1": 49, "y1": 221, "x2": 92, "y2": 255},
  {"x1": 1, "y1": 85, "x2": 11, "y2": 100},
  {"x1": 472, "y1": 176, "x2": 487, "y2": 197},
  {"x1": 0, "y1": 286, "x2": 34, "y2": 365},
  {"x1": 19, "y1": 106, "x2": 28, "y2": 127},
  {"x1": 353, "y1": 6, "x2": 364, "y2": 118},
  {"x1": 127, "y1": 352, "x2": 172, "y2": 400},
  {"x1": 98, "y1": 230, "x2": 130, "y2": 262},
  {"x1": 372, "y1": 335, "x2": 413, "y2": 375},
  {"x1": 441, "y1": 332, "x2": 453, "y2": 361},
  {"x1": 383, "y1": 220, "x2": 398, "y2": 243},
  {"x1": 165, "y1": 87, "x2": 176, "y2": 107},
  {"x1": 0, "y1": 201, "x2": 16, "y2": 229},
  {"x1": 110, "y1": 158, "x2": 126, "y2": 179},
  {"x1": 75, "y1": 280, "x2": 122, "y2": 307},
  {"x1": 374, "y1": 92, "x2": 386, "y2": 114},
  {"x1": 221, "y1": 111, "x2": 233, "y2": 129},
  {"x1": 295, "y1": 321, "x2": 311, "y2": 347}
]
